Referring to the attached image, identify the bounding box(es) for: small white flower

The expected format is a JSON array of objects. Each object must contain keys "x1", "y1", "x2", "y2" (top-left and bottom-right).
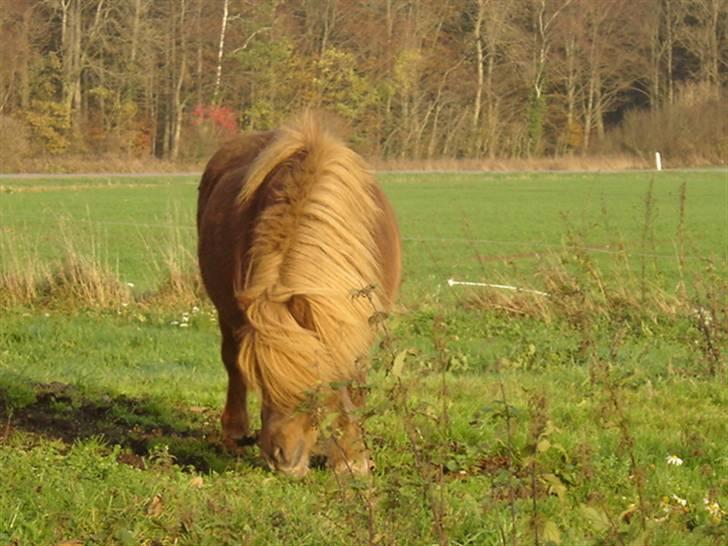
[
  {"x1": 170, "y1": 321, "x2": 179, "y2": 326},
  {"x1": 703, "y1": 498, "x2": 722, "y2": 519},
  {"x1": 666, "y1": 455, "x2": 684, "y2": 466},
  {"x1": 692, "y1": 307, "x2": 713, "y2": 327},
  {"x1": 121, "y1": 303, "x2": 128, "y2": 308},
  {"x1": 126, "y1": 282, "x2": 135, "y2": 288},
  {"x1": 192, "y1": 306, "x2": 200, "y2": 313},
  {"x1": 180, "y1": 323, "x2": 189, "y2": 328},
  {"x1": 671, "y1": 494, "x2": 687, "y2": 507}
]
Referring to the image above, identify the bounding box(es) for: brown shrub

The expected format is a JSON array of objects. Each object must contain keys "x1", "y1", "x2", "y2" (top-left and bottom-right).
[
  {"x1": 601, "y1": 85, "x2": 727, "y2": 167},
  {"x1": 0, "y1": 116, "x2": 31, "y2": 172}
]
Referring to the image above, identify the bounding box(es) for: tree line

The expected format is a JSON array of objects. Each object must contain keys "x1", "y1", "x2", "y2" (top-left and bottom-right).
[{"x1": 0, "y1": 0, "x2": 725, "y2": 164}]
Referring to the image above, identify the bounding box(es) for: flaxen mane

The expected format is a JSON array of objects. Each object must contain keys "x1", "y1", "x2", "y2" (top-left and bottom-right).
[{"x1": 235, "y1": 115, "x2": 384, "y2": 410}]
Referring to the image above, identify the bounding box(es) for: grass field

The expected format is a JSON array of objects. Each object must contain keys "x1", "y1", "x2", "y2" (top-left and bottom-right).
[{"x1": 0, "y1": 170, "x2": 726, "y2": 545}]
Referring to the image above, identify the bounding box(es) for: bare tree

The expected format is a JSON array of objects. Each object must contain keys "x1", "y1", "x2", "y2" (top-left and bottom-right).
[
  {"x1": 529, "y1": 0, "x2": 575, "y2": 153},
  {"x1": 55, "y1": 0, "x2": 111, "y2": 129},
  {"x1": 579, "y1": 0, "x2": 640, "y2": 149},
  {"x1": 679, "y1": 0, "x2": 727, "y2": 91},
  {"x1": 0, "y1": 1, "x2": 37, "y2": 113}
]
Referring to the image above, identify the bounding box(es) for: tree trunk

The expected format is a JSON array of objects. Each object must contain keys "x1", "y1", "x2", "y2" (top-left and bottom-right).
[
  {"x1": 130, "y1": 0, "x2": 142, "y2": 63},
  {"x1": 665, "y1": 0, "x2": 675, "y2": 104},
  {"x1": 485, "y1": 50, "x2": 497, "y2": 158},
  {"x1": 595, "y1": 75, "x2": 605, "y2": 139},
  {"x1": 583, "y1": 66, "x2": 596, "y2": 151},
  {"x1": 471, "y1": 0, "x2": 485, "y2": 155},
  {"x1": 19, "y1": 5, "x2": 33, "y2": 110},
  {"x1": 196, "y1": 0, "x2": 203, "y2": 104},
  {"x1": 170, "y1": 0, "x2": 188, "y2": 160},
  {"x1": 213, "y1": 0, "x2": 229, "y2": 104},
  {"x1": 648, "y1": 7, "x2": 661, "y2": 109},
  {"x1": 706, "y1": 0, "x2": 721, "y2": 88}
]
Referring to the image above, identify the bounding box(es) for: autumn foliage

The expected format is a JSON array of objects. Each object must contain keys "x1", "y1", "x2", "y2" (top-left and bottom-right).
[{"x1": 0, "y1": 0, "x2": 725, "y2": 169}]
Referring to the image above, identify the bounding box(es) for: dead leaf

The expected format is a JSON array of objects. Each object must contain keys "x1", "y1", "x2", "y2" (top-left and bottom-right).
[
  {"x1": 391, "y1": 349, "x2": 411, "y2": 378},
  {"x1": 146, "y1": 494, "x2": 163, "y2": 517}
]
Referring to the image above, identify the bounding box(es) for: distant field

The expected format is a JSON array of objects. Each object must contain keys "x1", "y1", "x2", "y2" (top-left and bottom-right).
[
  {"x1": 1, "y1": 170, "x2": 725, "y2": 298},
  {"x1": 0, "y1": 170, "x2": 726, "y2": 545}
]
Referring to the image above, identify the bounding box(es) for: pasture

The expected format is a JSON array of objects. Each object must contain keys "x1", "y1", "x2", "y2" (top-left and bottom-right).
[{"x1": 0, "y1": 170, "x2": 726, "y2": 545}]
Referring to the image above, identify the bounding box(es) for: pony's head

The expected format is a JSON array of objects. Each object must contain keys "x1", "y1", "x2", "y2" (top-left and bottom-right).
[
  {"x1": 259, "y1": 403, "x2": 318, "y2": 477},
  {"x1": 258, "y1": 387, "x2": 371, "y2": 478}
]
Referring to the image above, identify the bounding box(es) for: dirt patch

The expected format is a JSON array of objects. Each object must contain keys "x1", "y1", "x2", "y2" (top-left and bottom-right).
[{"x1": 0, "y1": 382, "x2": 257, "y2": 473}]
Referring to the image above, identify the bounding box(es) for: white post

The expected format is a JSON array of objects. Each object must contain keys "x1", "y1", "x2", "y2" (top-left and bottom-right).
[{"x1": 655, "y1": 151, "x2": 662, "y2": 171}]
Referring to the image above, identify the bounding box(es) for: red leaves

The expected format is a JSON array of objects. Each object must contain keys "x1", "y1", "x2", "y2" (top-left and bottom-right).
[{"x1": 190, "y1": 104, "x2": 238, "y2": 137}]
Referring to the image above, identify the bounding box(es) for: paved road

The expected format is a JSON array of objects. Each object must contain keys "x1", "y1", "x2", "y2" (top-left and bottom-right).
[
  {"x1": 0, "y1": 172, "x2": 201, "y2": 179},
  {"x1": 1, "y1": 167, "x2": 725, "y2": 180}
]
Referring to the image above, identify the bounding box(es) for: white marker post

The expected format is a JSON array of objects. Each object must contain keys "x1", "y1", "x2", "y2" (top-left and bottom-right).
[{"x1": 655, "y1": 151, "x2": 662, "y2": 171}]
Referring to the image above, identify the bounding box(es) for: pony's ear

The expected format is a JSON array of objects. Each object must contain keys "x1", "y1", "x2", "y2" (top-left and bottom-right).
[{"x1": 287, "y1": 295, "x2": 314, "y2": 332}]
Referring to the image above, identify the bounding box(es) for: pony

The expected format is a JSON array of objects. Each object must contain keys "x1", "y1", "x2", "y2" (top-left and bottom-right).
[{"x1": 197, "y1": 114, "x2": 401, "y2": 476}]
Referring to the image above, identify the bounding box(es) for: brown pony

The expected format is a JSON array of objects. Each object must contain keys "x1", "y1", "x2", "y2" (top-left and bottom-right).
[{"x1": 197, "y1": 114, "x2": 401, "y2": 476}]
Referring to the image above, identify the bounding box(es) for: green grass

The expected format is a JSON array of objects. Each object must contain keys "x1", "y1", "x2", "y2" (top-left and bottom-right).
[
  {"x1": 385, "y1": 170, "x2": 726, "y2": 301},
  {"x1": 0, "y1": 170, "x2": 726, "y2": 544},
  {"x1": 2, "y1": 170, "x2": 725, "y2": 295}
]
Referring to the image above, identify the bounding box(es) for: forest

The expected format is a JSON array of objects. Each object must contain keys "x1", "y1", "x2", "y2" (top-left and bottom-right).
[{"x1": 0, "y1": 0, "x2": 725, "y2": 168}]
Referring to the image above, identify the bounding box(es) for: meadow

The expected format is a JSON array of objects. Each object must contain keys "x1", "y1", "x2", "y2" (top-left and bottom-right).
[{"x1": 0, "y1": 169, "x2": 726, "y2": 545}]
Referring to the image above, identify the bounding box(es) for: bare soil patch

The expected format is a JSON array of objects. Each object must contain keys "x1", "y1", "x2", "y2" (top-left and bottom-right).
[{"x1": 0, "y1": 382, "x2": 256, "y2": 472}]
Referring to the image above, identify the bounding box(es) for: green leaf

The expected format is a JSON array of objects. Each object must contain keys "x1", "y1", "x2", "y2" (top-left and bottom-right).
[
  {"x1": 542, "y1": 519, "x2": 561, "y2": 545},
  {"x1": 319, "y1": 411, "x2": 340, "y2": 435},
  {"x1": 580, "y1": 504, "x2": 611, "y2": 533},
  {"x1": 629, "y1": 530, "x2": 650, "y2": 546},
  {"x1": 542, "y1": 473, "x2": 567, "y2": 502}
]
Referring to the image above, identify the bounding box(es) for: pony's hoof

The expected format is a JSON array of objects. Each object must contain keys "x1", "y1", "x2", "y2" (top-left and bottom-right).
[{"x1": 223, "y1": 432, "x2": 257, "y2": 452}]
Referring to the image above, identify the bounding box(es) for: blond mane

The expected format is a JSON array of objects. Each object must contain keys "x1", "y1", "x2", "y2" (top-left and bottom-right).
[{"x1": 235, "y1": 114, "x2": 385, "y2": 410}]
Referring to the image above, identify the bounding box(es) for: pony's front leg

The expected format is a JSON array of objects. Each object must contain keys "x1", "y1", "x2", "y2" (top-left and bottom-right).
[
  {"x1": 326, "y1": 387, "x2": 371, "y2": 475},
  {"x1": 220, "y1": 323, "x2": 249, "y2": 449}
]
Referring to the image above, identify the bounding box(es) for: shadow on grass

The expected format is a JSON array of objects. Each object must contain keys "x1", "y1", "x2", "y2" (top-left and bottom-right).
[{"x1": 0, "y1": 380, "x2": 260, "y2": 474}]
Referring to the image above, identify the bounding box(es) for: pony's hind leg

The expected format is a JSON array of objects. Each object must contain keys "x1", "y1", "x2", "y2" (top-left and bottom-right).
[{"x1": 220, "y1": 322, "x2": 249, "y2": 449}]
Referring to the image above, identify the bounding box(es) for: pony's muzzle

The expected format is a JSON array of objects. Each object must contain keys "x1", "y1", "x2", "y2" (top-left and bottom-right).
[{"x1": 265, "y1": 440, "x2": 310, "y2": 478}]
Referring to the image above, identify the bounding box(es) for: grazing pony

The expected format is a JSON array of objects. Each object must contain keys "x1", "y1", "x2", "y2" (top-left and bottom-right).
[{"x1": 197, "y1": 114, "x2": 401, "y2": 476}]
